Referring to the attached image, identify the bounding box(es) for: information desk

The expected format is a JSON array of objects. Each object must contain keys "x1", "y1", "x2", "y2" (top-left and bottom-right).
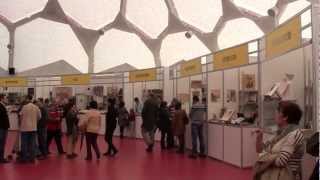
[{"x1": 207, "y1": 121, "x2": 258, "y2": 168}]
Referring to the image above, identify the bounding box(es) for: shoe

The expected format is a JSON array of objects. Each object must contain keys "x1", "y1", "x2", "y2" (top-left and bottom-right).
[
  {"x1": 59, "y1": 151, "x2": 66, "y2": 155},
  {"x1": 188, "y1": 154, "x2": 197, "y2": 159},
  {"x1": 72, "y1": 153, "x2": 78, "y2": 158},
  {"x1": 199, "y1": 154, "x2": 206, "y2": 158},
  {"x1": 85, "y1": 157, "x2": 92, "y2": 161},
  {"x1": 110, "y1": 149, "x2": 118, "y2": 157},
  {"x1": 146, "y1": 145, "x2": 153, "y2": 153},
  {"x1": 37, "y1": 156, "x2": 46, "y2": 160},
  {"x1": 0, "y1": 159, "x2": 9, "y2": 164},
  {"x1": 103, "y1": 152, "x2": 111, "y2": 156},
  {"x1": 176, "y1": 150, "x2": 185, "y2": 154},
  {"x1": 66, "y1": 154, "x2": 75, "y2": 159}
]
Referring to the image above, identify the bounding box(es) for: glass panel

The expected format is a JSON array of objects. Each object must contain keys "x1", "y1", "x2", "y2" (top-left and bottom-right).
[
  {"x1": 94, "y1": 29, "x2": 154, "y2": 73},
  {"x1": 14, "y1": 18, "x2": 88, "y2": 73},
  {"x1": 160, "y1": 32, "x2": 210, "y2": 66},
  {"x1": 126, "y1": 0, "x2": 168, "y2": 38}
]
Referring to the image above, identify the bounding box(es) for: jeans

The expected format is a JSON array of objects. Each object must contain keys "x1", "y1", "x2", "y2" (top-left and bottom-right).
[
  {"x1": 20, "y1": 131, "x2": 37, "y2": 161},
  {"x1": 37, "y1": 127, "x2": 48, "y2": 156},
  {"x1": 0, "y1": 129, "x2": 8, "y2": 160},
  {"x1": 85, "y1": 132, "x2": 100, "y2": 159},
  {"x1": 141, "y1": 127, "x2": 156, "y2": 146},
  {"x1": 191, "y1": 123, "x2": 205, "y2": 155}
]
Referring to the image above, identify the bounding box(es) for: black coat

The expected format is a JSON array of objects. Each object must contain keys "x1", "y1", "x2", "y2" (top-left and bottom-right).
[
  {"x1": 0, "y1": 103, "x2": 10, "y2": 130},
  {"x1": 157, "y1": 107, "x2": 170, "y2": 131},
  {"x1": 106, "y1": 106, "x2": 117, "y2": 131},
  {"x1": 141, "y1": 97, "x2": 159, "y2": 131}
]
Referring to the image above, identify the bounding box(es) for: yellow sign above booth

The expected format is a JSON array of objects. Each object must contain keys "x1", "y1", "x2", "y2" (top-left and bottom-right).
[
  {"x1": 213, "y1": 44, "x2": 248, "y2": 70},
  {"x1": 180, "y1": 59, "x2": 202, "y2": 77},
  {"x1": 266, "y1": 16, "x2": 301, "y2": 59},
  {"x1": 129, "y1": 68, "x2": 157, "y2": 82},
  {"x1": 62, "y1": 74, "x2": 91, "y2": 85},
  {"x1": 0, "y1": 77, "x2": 27, "y2": 87}
]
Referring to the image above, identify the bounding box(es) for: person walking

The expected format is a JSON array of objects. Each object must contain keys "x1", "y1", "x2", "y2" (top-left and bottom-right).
[
  {"x1": 65, "y1": 98, "x2": 79, "y2": 159},
  {"x1": 172, "y1": 101, "x2": 189, "y2": 154},
  {"x1": 118, "y1": 101, "x2": 129, "y2": 139},
  {"x1": 79, "y1": 101, "x2": 101, "y2": 161},
  {"x1": 0, "y1": 94, "x2": 10, "y2": 163},
  {"x1": 189, "y1": 96, "x2": 207, "y2": 159},
  {"x1": 19, "y1": 95, "x2": 41, "y2": 163},
  {"x1": 104, "y1": 98, "x2": 118, "y2": 157},
  {"x1": 141, "y1": 93, "x2": 159, "y2": 152},
  {"x1": 157, "y1": 101, "x2": 171, "y2": 150},
  {"x1": 36, "y1": 98, "x2": 49, "y2": 159},
  {"x1": 47, "y1": 100, "x2": 65, "y2": 155}
]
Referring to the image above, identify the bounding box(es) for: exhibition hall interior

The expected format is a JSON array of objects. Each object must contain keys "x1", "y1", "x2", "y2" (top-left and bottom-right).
[{"x1": 0, "y1": 0, "x2": 319, "y2": 180}]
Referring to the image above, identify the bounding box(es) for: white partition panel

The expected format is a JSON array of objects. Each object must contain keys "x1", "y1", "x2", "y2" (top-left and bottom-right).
[
  {"x1": 207, "y1": 71, "x2": 223, "y2": 120},
  {"x1": 262, "y1": 47, "x2": 305, "y2": 126},
  {"x1": 224, "y1": 68, "x2": 239, "y2": 112},
  {"x1": 177, "y1": 77, "x2": 190, "y2": 113}
]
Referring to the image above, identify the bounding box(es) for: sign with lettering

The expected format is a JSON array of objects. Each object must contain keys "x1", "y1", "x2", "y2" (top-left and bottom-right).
[
  {"x1": 129, "y1": 68, "x2": 157, "y2": 82},
  {"x1": 62, "y1": 74, "x2": 90, "y2": 85},
  {"x1": 0, "y1": 77, "x2": 27, "y2": 87},
  {"x1": 266, "y1": 16, "x2": 301, "y2": 59},
  {"x1": 213, "y1": 44, "x2": 248, "y2": 70},
  {"x1": 180, "y1": 59, "x2": 202, "y2": 77}
]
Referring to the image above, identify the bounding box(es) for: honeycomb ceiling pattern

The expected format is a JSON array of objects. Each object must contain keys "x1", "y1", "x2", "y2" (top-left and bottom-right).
[{"x1": 0, "y1": 0, "x2": 311, "y2": 73}]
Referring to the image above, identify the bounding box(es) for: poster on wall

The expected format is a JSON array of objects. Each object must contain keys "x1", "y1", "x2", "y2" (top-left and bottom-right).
[
  {"x1": 191, "y1": 80, "x2": 203, "y2": 89},
  {"x1": 210, "y1": 89, "x2": 221, "y2": 102},
  {"x1": 53, "y1": 87, "x2": 73, "y2": 105},
  {"x1": 93, "y1": 86, "x2": 104, "y2": 97},
  {"x1": 241, "y1": 73, "x2": 256, "y2": 90},
  {"x1": 226, "y1": 89, "x2": 237, "y2": 103}
]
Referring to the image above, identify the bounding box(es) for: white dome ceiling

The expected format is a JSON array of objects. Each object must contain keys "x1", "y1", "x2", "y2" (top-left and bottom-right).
[{"x1": 0, "y1": 0, "x2": 311, "y2": 72}]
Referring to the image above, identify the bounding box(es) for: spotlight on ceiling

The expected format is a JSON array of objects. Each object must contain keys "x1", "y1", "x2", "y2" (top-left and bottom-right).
[
  {"x1": 185, "y1": 31, "x2": 193, "y2": 39},
  {"x1": 268, "y1": 7, "x2": 279, "y2": 17}
]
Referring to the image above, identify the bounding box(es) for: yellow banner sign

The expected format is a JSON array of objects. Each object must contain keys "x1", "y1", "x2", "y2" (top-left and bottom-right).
[
  {"x1": 180, "y1": 59, "x2": 202, "y2": 77},
  {"x1": 213, "y1": 44, "x2": 248, "y2": 70},
  {"x1": 62, "y1": 74, "x2": 90, "y2": 85},
  {"x1": 129, "y1": 68, "x2": 157, "y2": 82},
  {"x1": 0, "y1": 77, "x2": 27, "y2": 87},
  {"x1": 266, "y1": 16, "x2": 301, "y2": 59}
]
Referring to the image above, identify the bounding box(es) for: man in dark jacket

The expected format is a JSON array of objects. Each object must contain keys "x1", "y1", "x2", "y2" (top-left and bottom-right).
[
  {"x1": 104, "y1": 98, "x2": 118, "y2": 156},
  {"x1": 0, "y1": 94, "x2": 10, "y2": 163},
  {"x1": 141, "y1": 93, "x2": 159, "y2": 152},
  {"x1": 36, "y1": 98, "x2": 49, "y2": 159},
  {"x1": 157, "y1": 101, "x2": 171, "y2": 149}
]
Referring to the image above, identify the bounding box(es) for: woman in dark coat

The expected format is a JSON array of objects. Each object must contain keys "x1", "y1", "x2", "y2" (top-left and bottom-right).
[
  {"x1": 157, "y1": 101, "x2": 171, "y2": 149},
  {"x1": 104, "y1": 98, "x2": 118, "y2": 157}
]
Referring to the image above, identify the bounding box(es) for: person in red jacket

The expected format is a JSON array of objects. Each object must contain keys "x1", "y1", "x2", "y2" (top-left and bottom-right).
[{"x1": 46, "y1": 100, "x2": 65, "y2": 155}]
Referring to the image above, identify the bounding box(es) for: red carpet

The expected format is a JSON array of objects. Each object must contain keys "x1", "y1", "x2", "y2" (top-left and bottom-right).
[{"x1": 0, "y1": 132, "x2": 252, "y2": 180}]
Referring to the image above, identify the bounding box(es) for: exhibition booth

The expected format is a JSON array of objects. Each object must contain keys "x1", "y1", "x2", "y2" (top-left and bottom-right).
[{"x1": 0, "y1": 5, "x2": 317, "y2": 178}]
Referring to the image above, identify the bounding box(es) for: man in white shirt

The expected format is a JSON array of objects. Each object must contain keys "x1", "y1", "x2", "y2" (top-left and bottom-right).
[{"x1": 18, "y1": 95, "x2": 41, "y2": 163}]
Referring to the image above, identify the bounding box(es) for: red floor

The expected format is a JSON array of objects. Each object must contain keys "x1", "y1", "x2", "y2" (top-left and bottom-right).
[{"x1": 0, "y1": 132, "x2": 252, "y2": 180}]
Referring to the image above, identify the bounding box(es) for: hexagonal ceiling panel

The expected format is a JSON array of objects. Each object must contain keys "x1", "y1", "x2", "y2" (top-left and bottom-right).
[
  {"x1": 0, "y1": 23, "x2": 9, "y2": 70},
  {"x1": 160, "y1": 32, "x2": 210, "y2": 66},
  {"x1": 58, "y1": 0, "x2": 120, "y2": 30},
  {"x1": 14, "y1": 18, "x2": 88, "y2": 73},
  {"x1": 126, "y1": 0, "x2": 168, "y2": 38},
  {"x1": 173, "y1": 0, "x2": 222, "y2": 32},
  {"x1": 218, "y1": 18, "x2": 264, "y2": 50},
  {"x1": 232, "y1": 0, "x2": 277, "y2": 16},
  {"x1": 94, "y1": 29, "x2": 154, "y2": 73},
  {"x1": 0, "y1": 0, "x2": 48, "y2": 22},
  {"x1": 279, "y1": 0, "x2": 310, "y2": 24}
]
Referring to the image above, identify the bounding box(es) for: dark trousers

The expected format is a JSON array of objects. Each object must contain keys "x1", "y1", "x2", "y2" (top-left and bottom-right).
[
  {"x1": 160, "y1": 128, "x2": 174, "y2": 149},
  {"x1": 191, "y1": 123, "x2": 205, "y2": 155},
  {"x1": 20, "y1": 131, "x2": 37, "y2": 161},
  {"x1": 105, "y1": 127, "x2": 117, "y2": 154},
  {"x1": 85, "y1": 132, "x2": 100, "y2": 159},
  {"x1": 0, "y1": 129, "x2": 8, "y2": 160},
  {"x1": 47, "y1": 129, "x2": 64, "y2": 154},
  {"x1": 177, "y1": 134, "x2": 185, "y2": 152},
  {"x1": 37, "y1": 127, "x2": 48, "y2": 156},
  {"x1": 119, "y1": 126, "x2": 125, "y2": 138}
]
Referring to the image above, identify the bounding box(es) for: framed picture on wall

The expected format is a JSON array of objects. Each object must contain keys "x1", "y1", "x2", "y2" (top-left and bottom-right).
[
  {"x1": 210, "y1": 89, "x2": 221, "y2": 102},
  {"x1": 226, "y1": 89, "x2": 237, "y2": 103},
  {"x1": 241, "y1": 73, "x2": 256, "y2": 90},
  {"x1": 191, "y1": 80, "x2": 203, "y2": 89},
  {"x1": 93, "y1": 86, "x2": 104, "y2": 97},
  {"x1": 53, "y1": 87, "x2": 72, "y2": 105}
]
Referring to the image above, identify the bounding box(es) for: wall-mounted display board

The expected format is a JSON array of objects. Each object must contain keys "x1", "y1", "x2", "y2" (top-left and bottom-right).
[
  {"x1": 265, "y1": 16, "x2": 301, "y2": 59},
  {"x1": 0, "y1": 77, "x2": 27, "y2": 87},
  {"x1": 62, "y1": 74, "x2": 91, "y2": 85},
  {"x1": 213, "y1": 44, "x2": 248, "y2": 70},
  {"x1": 180, "y1": 58, "x2": 202, "y2": 77},
  {"x1": 129, "y1": 68, "x2": 157, "y2": 82}
]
